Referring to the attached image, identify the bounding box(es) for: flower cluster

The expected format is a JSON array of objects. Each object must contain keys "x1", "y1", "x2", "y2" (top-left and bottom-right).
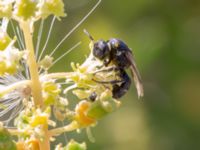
[
  {"x1": 0, "y1": 19, "x2": 23, "y2": 76},
  {"x1": 14, "y1": 106, "x2": 52, "y2": 138},
  {"x1": 0, "y1": 0, "x2": 65, "y2": 21},
  {"x1": 0, "y1": 0, "x2": 138, "y2": 149}
]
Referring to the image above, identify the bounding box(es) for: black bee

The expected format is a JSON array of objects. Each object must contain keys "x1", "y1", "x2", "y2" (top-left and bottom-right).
[{"x1": 84, "y1": 29, "x2": 144, "y2": 99}]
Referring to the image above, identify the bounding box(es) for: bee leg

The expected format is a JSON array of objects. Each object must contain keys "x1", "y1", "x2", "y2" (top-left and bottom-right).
[
  {"x1": 93, "y1": 67, "x2": 124, "y2": 84},
  {"x1": 112, "y1": 70, "x2": 131, "y2": 99},
  {"x1": 92, "y1": 78, "x2": 123, "y2": 84},
  {"x1": 93, "y1": 66, "x2": 119, "y2": 75}
]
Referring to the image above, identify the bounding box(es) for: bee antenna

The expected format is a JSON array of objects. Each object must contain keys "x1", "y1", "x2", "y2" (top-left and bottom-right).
[{"x1": 83, "y1": 29, "x2": 94, "y2": 41}]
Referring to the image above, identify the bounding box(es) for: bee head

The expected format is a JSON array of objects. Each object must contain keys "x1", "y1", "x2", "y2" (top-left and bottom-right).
[
  {"x1": 84, "y1": 29, "x2": 110, "y2": 60},
  {"x1": 93, "y1": 40, "x2": 110, "y2": 60}
]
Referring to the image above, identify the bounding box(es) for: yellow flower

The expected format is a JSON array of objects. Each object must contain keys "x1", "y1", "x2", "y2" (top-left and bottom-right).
[
  {"x1": 14, "y1": 0, "x2": 37, "y2": 20},
  {"x1": 75, "y1": 100, "x2": 96, "y2": 127},
  {"x1": 0, "y1": 31, "x2": 11, "y2": 51},
  {"x1": 42, "y1": 81, "x2": 61, "y2": 106},
  {"x1": 37, "y1": 0, "x2": 66, "y2": 20},
  {"x1": 0, "y1": 1, "x2": 13, "y2": 18},
  {"x1": 30, "y1": 115, "x2": 48, "y2": 127}
]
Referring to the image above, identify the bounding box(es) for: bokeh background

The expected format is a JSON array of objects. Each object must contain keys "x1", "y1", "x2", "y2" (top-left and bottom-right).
[{"x1": 36, "y1": 0, "x2": 200, "y2": 149}]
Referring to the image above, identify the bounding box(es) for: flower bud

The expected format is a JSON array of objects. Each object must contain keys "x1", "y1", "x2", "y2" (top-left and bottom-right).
[
  {"x1": 39, "y1": 55, "x2": 53, "y2": 70},
  {"x1": 87, "y1": 98, "x2": 121, "y2": 120},
  {"x1": 75, "y1": 100, "x2": 96, "y2": 127},
  {"x1": 14, "y1": 0, "x2": 37, "y2": 20},
  {"x1": 0, "y1": 1, "x2": 13, "y2": 18},
  {"x1": 0, "y1": 31, "x2": 11, "y2": 51},
  {"x1": 30, "y1": 115, "x2": 48, "y2": 127},
  {"x1": 42, "y1": 81, "x2": 61, "y2": 106},
  {"x1": 37, "y1": 0, "x2": 66, "y2": 20},
  {"x1": 27, "y1": 139, "x2": 40, "y2": 150},
  {"x1": 66, "y1": 140, "x2": 86, "y2": 150}
]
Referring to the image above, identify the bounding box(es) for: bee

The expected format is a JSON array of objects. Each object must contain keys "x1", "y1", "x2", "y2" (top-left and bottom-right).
[{"x1": 84, "y1": 29, "x2": 144, "y2": 99}]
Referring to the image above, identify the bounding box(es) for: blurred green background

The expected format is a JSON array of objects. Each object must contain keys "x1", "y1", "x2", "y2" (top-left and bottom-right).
[{"x1": 36, "y1": 0, "x2": 200, "y2": 149}]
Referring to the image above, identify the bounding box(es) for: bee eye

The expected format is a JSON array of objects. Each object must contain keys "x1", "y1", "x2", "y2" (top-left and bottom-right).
[{"x1": 93, "y1": 40, "x2": 109, "y2": 59}]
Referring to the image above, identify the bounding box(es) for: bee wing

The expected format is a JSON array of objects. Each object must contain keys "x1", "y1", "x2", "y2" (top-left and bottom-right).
[{"x1": 125, "y1": 51, "x2": 144, "y2": 98}]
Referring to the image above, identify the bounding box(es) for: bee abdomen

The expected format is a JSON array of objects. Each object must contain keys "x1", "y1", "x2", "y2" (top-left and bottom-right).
[{"x1": 112, "y1": 70, "x2": 131, "y2": 99}]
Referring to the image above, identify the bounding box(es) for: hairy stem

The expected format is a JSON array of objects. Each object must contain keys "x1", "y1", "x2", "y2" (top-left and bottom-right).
[{"x1": 21, "y1": 22, "x2": 43, "y2": 107}]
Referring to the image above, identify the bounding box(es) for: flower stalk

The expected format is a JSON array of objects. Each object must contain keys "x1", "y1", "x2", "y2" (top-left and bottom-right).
[
  {"x1": 49, "y1": 121, "x2": 79, "y2": 137},
  {"x1": 38, "y1": 126, "x2": 50, "y2": 150},
  {"x1": 40, "y1": 72, "x2": 75, "y2": 80},
  {"x1": 20, "y1": 21, "x2": 43, "y2": 107}
]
